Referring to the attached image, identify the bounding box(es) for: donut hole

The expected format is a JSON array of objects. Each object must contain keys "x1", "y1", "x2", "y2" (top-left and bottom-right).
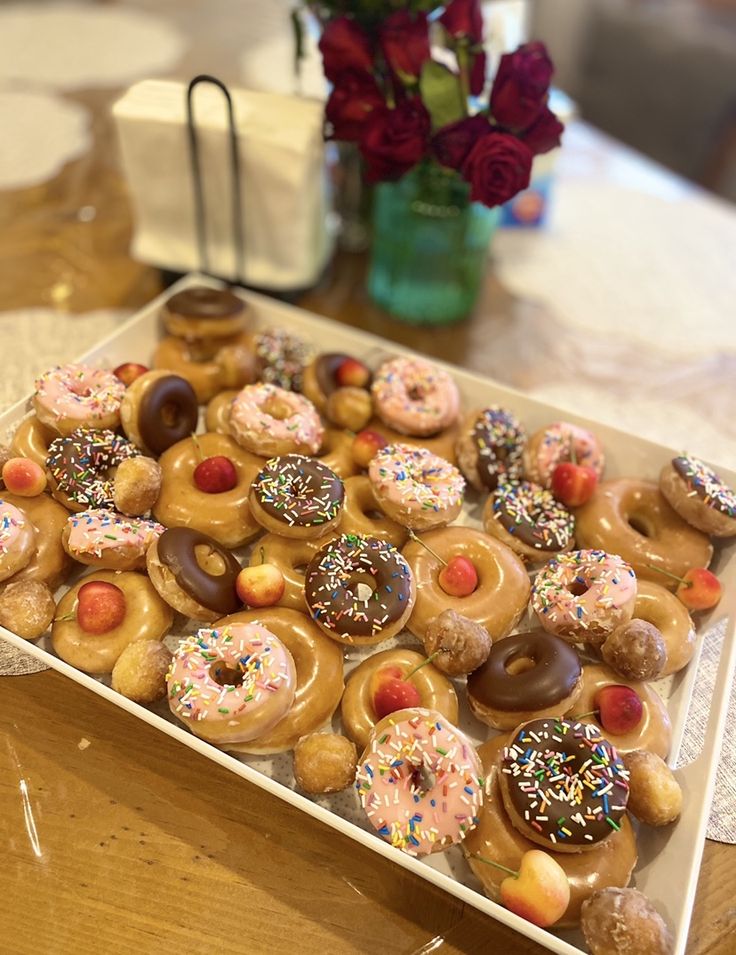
[
  {"x1": 194, "y1": 543, "x2": 227, "y2": 576},
  {"x1": 409, "y1": 762, "x2": 437, "y2": 795},
  {"x1": 628, "y1": 513, "x2": 653, "y2": 538},
  {"x1": 263, "y1": 396, "x2": 293, "y2": 421},
  {"x1": 364, "y1": 508, "x2": 385, "y2": 522},
  {"x1": 348, "y1": 572, "x2": 376, "y2": 603},
  {"x1": 407, "y1": 384, "x2": 428, "y2": 402},
  {"x1": 160, "y1": 401, "x2": 184, "y2": 430},
  {"x1": 505, "y1": 655, "x2": 536, "y2": 676},
  {"x1": 569, "y1": 579, "x2": 590, "y2": 597},
  {"x1": 210, "y1": 663, "x2": 245, "y2": 687}
]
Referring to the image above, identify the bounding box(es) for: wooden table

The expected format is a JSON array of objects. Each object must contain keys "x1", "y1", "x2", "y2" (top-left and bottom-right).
[{"x1": 1, "y1": 4, "x2": 735, "y2": 953}]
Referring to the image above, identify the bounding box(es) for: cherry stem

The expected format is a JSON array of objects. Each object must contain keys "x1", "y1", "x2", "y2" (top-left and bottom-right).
[
  {"x1": 645, "y1": 563, "x2": 692, "y2": 588},
  {"x1": 574, "y1": 710, "x2": 599, "y2": 721},
  {"x1": 54, "y1": 611, "x2": 76, "y2": 623},
  {"x1": 259, "y1": 546, "x2": 266, "y2": 566},
  {"x1": 569, "y1": 439, "x2": 577, "y2": 467},
  {"x1": 404, "y1": 650, "x2": 440, "y2": 680},
  {"x1": 191, "y1": 432, "x2": 204, "y2": 464},
  {"x1": 407, "y1": 529, "x2": 447, "y2": 567},
  {"x1": 470, "y1": 854, "x2": 519, "y2": 879}
]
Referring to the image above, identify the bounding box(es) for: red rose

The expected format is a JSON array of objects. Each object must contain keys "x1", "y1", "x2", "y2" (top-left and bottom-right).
[
  {"x1": 319, "y1": 16, "x2": 373, "y2": 83},
  {"x1": 462, "y1": 131, "x2": 533, "y2": 207},
  {"x1": 439, "y1": 0, "x2": 484, "y2": 42},
  {"x1": 360, "y1": 99, "x2": 431, "y2": 182},
  {"x1": 325, "y1": 70, "x2": 385, "y2": 142},
  {"x1": 520, "y1": 106, "x2": 564, "y2": 155},
  {"x1": 380, "y1": 10, "x2": 430, "y2": 80},
  {"x1": 469, "y1": 50, "x2": 487, "y2": 96},
  {"x1": 490, "y1": 41, "x2": 554, "y2": 130},
  {"x1": 432, "y1": 115, "x2": 491, "y2": 171}
]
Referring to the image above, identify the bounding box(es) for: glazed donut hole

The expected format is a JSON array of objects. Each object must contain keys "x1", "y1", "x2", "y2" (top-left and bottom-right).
[
  {"x1": 0, "y1": 580, "x2": 56, "y2": 639},
  {"x1": 293, "y1": 733, "x2": 358, "y2": 794},
  {"x1": 581, "y1": 887, "x2": 673, "y2": 955},
  {"x1": 111, "y1": 640, "x2": 172, "y2": 704},
  {"x1": 622, "y1": 750, "x2": 682, "y2": 827}
]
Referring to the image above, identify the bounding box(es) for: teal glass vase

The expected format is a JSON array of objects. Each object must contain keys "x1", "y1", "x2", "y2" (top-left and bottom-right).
[{"x1": 367, "y1": 162, "x2": 500, "y2": 325}]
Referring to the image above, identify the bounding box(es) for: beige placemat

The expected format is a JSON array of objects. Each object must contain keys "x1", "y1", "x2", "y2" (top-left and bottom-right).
[{"x1": 0, "y1": 638, "x2": 48, "y2": 675}]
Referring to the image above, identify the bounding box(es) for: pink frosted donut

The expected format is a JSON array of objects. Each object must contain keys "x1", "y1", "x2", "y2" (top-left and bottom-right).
[
  {"x1": 63, "y1": 508, "x2": 164, "y2": 571},
  {"x1": 524, "y1": 421, "x2": 605, "y2": 489},
  {"x1": 230, "y1": 383, "x2": 323, "y2": 457},
  {"x1": 356, "y1": 707, "x2": 483, "y2": 856},
  {"x1": 371, "y1": 357, "x2": 460, "y2": 437},
  {"x1": 368, "y1": 443, "x2": 465, "y2": 530},
  {"x1": 167, "y1": 622, "x2": 297, "y2": 745},
  {"x1": 0, "y1": 498, "x2": 37, "y2": 582},
  {"x1": 532, "y1": 549, "x2": 637, "y2": 645},
  {"x1": 33, "y1": 364, "x2": 126, "y2": 437}
]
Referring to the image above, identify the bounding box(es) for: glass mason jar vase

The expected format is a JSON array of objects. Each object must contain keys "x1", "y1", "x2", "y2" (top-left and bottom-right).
[{"x1": 367, "y1": 162, "x2": 500, "y2": 325}]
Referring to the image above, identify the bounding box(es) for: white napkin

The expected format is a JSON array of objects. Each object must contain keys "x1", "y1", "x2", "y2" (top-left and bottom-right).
[{"x1": 113, "y1": 79, "x2": 333, "y2": 291}]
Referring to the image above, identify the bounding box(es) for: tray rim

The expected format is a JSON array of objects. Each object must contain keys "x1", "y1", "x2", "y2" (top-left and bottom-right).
[{"x1": 2, "y1": 272, "x2": 735, "y2": 955}]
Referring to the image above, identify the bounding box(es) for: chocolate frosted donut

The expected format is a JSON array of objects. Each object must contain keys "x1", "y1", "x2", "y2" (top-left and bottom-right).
[
  {"x1": 304, "y1": 533, "x2": 415, "y2": 645},
  {"x1": 484, "y1": 480, "x2": 574, "y2": 561},
  {"x1": 121, "y1": 370, "x2": 200, "y2": 456},
  {"x1": 163, "y1": 286, "x2": 248, "y2": 341},
  {"x1": 500, "y1": 718, "x2": 630, "y2": 853},
  {"x1": 249, "y1": 454, "x2": 344, "y2": 540},
  {"x1": 254, "y1": 328, "x2": 311, "y2": 392},
  {"x1": 659, "y1": 453, "x2": 736, "y2": 537},
  {"x1": 47, "y1": 429, "x2": 139, "y2": 513},
  {"x1": 149, "y1": 527, "x2": 241, "y2": 618},
  {"x1": 456, "y1": 406, "x2": 526, "y2": 492},
  {"x1": 467, "y1": 630, "x2": 583, "y2": 729}
]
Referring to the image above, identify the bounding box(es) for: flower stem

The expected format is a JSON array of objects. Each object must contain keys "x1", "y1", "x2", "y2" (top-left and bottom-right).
[
  {"x1": 470, "y1": 854, "x2": 519, "y2": 879},
  {"x1": 407, "y1": 528, "x2": 447, "y2": 566},
  {"x1": 456, "y1": 39, "x2": 471, "y2": 111}
]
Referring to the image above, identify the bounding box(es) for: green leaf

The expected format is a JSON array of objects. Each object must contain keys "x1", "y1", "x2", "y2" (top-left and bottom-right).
[{"x1": 419, "y1": 60, "x2": 466, "y2": 131}]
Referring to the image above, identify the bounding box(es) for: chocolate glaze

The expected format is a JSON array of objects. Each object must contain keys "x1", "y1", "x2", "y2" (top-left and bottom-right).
[
  {"x1": 672, "y1": 454, "x2": 736, "y2": 516},
  {"x1": 472, "y1": 408, "x2": 525, "y2": 491},
  {"x1": 156, "y1": 527, "x2": 241, "y2": 614},
  {"x1": 139, "y1": 375, "x2": 199, "y2": 455},
  {"x1": 253, "y1": 454, "x2": 344, "y2": 527},
  {"x1": 492, "y1": 481, "x2": 574, "y2": 551},
  {"x1": 467, "y1": 629, "x2": 581, "y2": 711},
  {"x1": 46, "y1": 429, "x2": 138, "y2": 508},
  {"x1": 166, "y1": 287, "x2": 244, "y2": 320},
  {"x1": 314, "y1": 354, "x2": 350, "y2": 399}
]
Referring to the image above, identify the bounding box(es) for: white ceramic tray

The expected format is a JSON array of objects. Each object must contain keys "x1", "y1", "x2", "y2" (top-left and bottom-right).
[{"x1": 2, "y1": 274, "x2": 735, "y2": 955}]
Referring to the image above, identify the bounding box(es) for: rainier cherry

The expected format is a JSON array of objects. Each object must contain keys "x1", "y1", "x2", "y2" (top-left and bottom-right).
[
  {"x1": 438, "y1": 556, "x2": 478, "y2": 597},
  {"x1": 194, "y1": 456, "x2": 238, "y2": 494},
  {"x1": 76, "y1": 581, "x2": 127, "y2": 635},
  {"x1": 336, "y1": 357, "x2": 371, "y2": 389},
  {"x1": 551, "y1": 461, "x2": 597, "y2": 507},
  {"x1": 113, "y1": 362, "x2": 148, "y2": 387},
  {"x1": 472, "y1": 850, "x2": 570, "y2": 927},
  {"x1": 647, "y1": 563, "x2": 721, "y2": 611}
]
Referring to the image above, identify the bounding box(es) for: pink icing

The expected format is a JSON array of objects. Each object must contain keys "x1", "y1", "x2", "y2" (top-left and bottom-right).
[
  {"x1": 533, "y1": 422, "x2": 605, "y2": 488},
  {"x1": 371, "y1": 357, "x2": 460, "y2": 436},
  {"x1": 66, "y1": 508, "x2": 164, "y2": 558},
  {"x1": 167, "y1": 623, "x2": 296, "y2": 744},
  {"x1": 355, "y1": 708, "x2": 483, "y2": 856},
  {"x1": 230, "y1": 383, "x2": 324, "y2": 454},
  {"x1": 0, "y1": 500, "x2": 28, "y2": 557},
  {"x1": 34, "y1": 364, "x2": 125, "y2": 424},
  {"x1": 369, "y1": 443, "x2": 465, "y2": 515}
]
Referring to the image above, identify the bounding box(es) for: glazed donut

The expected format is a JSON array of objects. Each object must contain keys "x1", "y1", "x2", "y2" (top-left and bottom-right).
[
  {"x1": 252, "y1": 533, "x2": 336, "y2": 614},
  {"x1": 483, "y1": 480, "x2": 575, "y2": 561},
  {"x1": 368, "y1": 443, "x2": 464, "y2": 531},
  {"x1": 46, "y1": 428, "x2": 140, "y2": 513},
  {"x1": 205, "y1": 389, "x2": 237, "y2": 435},
  {"x1": 455, "y1": 406, "x2": 526, "y2": 492},
  {"x1": 33, "y1": 363, "x2": 125, "y2": 437},
  {"x1": 340, "y1": 476, "x2": 407, "y2": 549},
  {"x1": 531, "y1": 549, "x2": 637, "y2": 645},
  {"x1": 575, "y1": 479, "x2": 713, "y2": 588},
  {"x1": 152, "y1": 432, "x2": 262, "y2": 549},
  {"x1": 315, "y1": 428, "x2": 360, "y2": 480},
  {"x1": 230, "y1": 383, "x2": 323, "y2": 457},
  {"x1": 302, "y1": 353, "x2": 371, "y2": 413},
  {"x1": 340, "y1": 647, "x2": 459, "y2": 749},
  {"x1": 499, "y1": 717, "x2": 630, "y2": 853},
  {"x1": 523, "y1": 421, "x2": 605, "y2": 489},
  {"x1": 364, "y1": 416, "x2": 461, "y2": 467},
  {"x1": 62, "y1": 508, "x2": 164, "y2": 570},
  {"x1": 355, "y1": 707, "x2": 483, "y2": 856},
  {"x1": 371, "y1": 357, "x2": 460, "y2": 437},
  {"x1": 0, "y1": 498, "x2": 37, "y2": 582},
  {"x1": 463, "y1": 735, "x2": 637, "y2": 927},
  {"x1": 304, "y1": 533, "x2": 415, "y2": 645},
  {"x1": 659, "y1": 453, "x2": 736, "y2": 537},
  {"x1": 167, "y1": 622, "x2": 297, "y2": 745},
  {"x1": 467, "y1": 630, "x2": 583, "y2": 730},
  {"x1": 249, "y1": 454, "x2": 344, "y2": 540},
  {"x1": 567, "y1": 663, "x2": 672, "y2": 759},
  {"x1": 146, "y1": 527, "x2": 242, "y2": 621},
  {"x1": 153, "y1": 333, "x2": 256, "y2": 403},
  {"x1": 631, "y1": 580, "x2": 696, "y2": 676},
  {"x1": 52, "y1": 570, "x2": 174, "y2": 673},
  {"x1": 120, "y1": 370, "x2": 199, "y2": 456},
  {"x1": 254, "y1": 327, "x2": 312, "y2": 392},
  {"x1": 10, "y1": 416, "x2": 56, "y2": 468},
  {"x1": 0, "y1": 491, "x2": 72, "y2": 589},
  {"x1": 212, "y1": 608, "x2": 344, "y2": 755},
  {"x1": 401, "y1": 526, "x2": 530, "y2": 641},
  {"x1": 162, "y1": 286, "x2": 249, "y2": 342}
]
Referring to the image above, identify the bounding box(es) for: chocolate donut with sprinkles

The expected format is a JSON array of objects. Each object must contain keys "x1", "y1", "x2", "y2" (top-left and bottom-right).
[
  {"x1": 304, "y1": 533, "x2": 415, "y2": 645},
  {"x1": 483, "y1": 480, "x2": 575, "y2": 561},
  {"x1": 659, "y1": 452, "x2": 736, "y2": 537},
  {"x1": 499, "y1": 718, "x2": 630, "y2": 853},
  {"x1": 249, "y1": 454, "x2": 345, "y2": 540},
  {"x1": 455, "y1": 406, "x2": 526, "y2": 492},
  {"x1": 46, "y1": 429, "x2": 140, "y2": 513}
]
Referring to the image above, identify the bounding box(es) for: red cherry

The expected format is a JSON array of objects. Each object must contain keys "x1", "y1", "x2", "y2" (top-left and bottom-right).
[
  {"x1": 76, "y1": 581, "x2": 127, "y2": 635},
  {"x1": 352, "y1": 429, "x2": 388, "y2": 469},
  {"x1": 373, "y1": 678, "x2": 421, "y2": 719},
  {"x1": 594, "y1": 684, "x2": 643, "y2": 735},
  {"x1": 113, "y1": 362, "x2": 149, "y2": 387},
  {"x1": 676, "y1": 568, "x2": 721, "y2": 611},
  {"x1": 550, "y1": 462, "x2": 598, "y2": 507},
  {"x1": 336, "y1": 357, "x2": 371, "y2": 389},
  {"x1": 438, "y1": 556, "x2": 478, "y2": 597},
  {"x1": 193, "y1": 456, "x2": 238, "y2": 494}
]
